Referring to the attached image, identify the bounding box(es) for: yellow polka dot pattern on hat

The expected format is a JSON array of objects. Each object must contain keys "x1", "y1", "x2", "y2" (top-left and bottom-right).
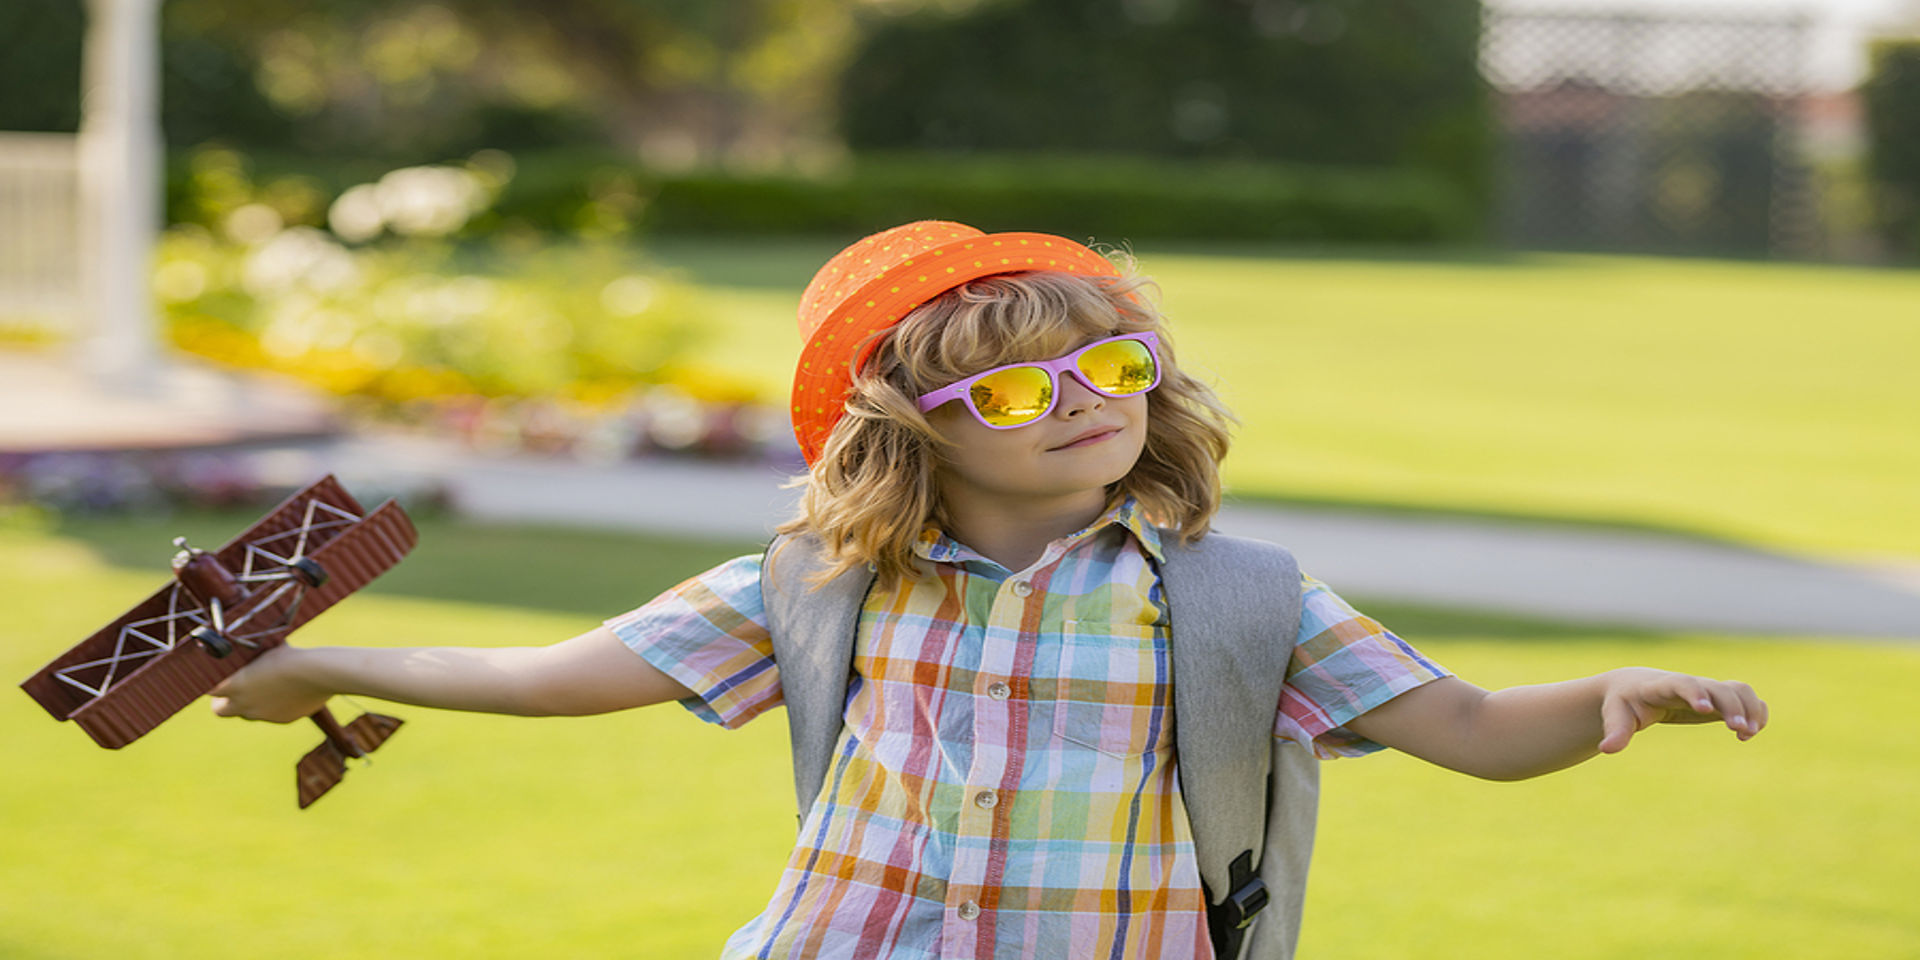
[{"x1": 790, "y1": 221, "x2": 1123, "y2": 466}]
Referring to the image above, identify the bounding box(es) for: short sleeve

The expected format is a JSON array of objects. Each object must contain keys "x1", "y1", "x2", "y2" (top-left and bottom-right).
[
  {"x1": 1275, "y1": 574, "x2": 1451, "y2": 758},
  {"x1": 603, "y1": 553, "x2": 779, "y2": 729}
]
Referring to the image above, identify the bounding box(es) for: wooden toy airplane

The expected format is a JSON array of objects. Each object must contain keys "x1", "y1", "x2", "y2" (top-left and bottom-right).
[{"x1": 21, "y1": 475, "x2": 418, "y2": 808}]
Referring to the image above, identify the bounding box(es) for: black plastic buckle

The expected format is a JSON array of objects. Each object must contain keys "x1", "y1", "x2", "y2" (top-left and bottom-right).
[
  {"x1": 1206, "y1": 850, "x2": 1269, "y2": 958},
  {"x1": 1222, "y1": 876, "x2": 1270, "y2": 930}
]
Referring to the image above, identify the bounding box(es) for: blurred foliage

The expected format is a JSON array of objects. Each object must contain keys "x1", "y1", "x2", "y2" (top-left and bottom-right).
[
  {"x1": 0, "y1": 0, "x2": 878, "y2": 167},
  {"x1": 165, "y1": 147, "x2": 1477, "y2": 244},
  {"x1": 7, "y1": 0, "x2": 1496, "y2": 244},
  {"x1": 164, "y1": 146, "x2": 657, "y2": 241},
  {"x1": 841, "y1": 0, "x2": 1492, "y2": 207},
  {"x1": 1863, "y1": 38, "x2": 1920, "y2": 260},
  {"x1": 154, "y1": 147, "x2": 707, "y2": 411},
  {"x1": 0, "y1": 0, "x2": 294, "y2": 146},
  {"x1": 0, "y1": 0, "x2": 83, "y2": 133}
]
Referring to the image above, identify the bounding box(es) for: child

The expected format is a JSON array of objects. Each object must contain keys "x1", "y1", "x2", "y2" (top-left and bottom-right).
[{"x1": 211, "y1": 221, "x2": 1768, "y2": 960}]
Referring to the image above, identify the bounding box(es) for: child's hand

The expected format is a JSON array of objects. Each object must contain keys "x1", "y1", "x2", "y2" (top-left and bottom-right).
[
  {"x1": 1598, "y1": 667, "x2": 1768, "y2": 753},
  {"x1": 209, "y1": 646, "x2": 333, "y2": 723}
]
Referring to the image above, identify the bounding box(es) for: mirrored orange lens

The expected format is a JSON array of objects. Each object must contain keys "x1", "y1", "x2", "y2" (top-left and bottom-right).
[
  {"x1": 970, "y1": 366, "x2": 1054, "y2": 426},
  {"x1": 1077, "y1": 339, "x2": 1156, "y2": 395}
]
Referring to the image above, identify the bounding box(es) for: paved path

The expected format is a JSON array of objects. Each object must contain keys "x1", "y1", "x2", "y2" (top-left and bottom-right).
[
  {"x1": 0, "y1": 352, "x2": 334, "y2": 450},
  {"x1": 304, "y1": 433, "x2": 1920, "y2": 641},
  {"x1": 11, "y1": 354, "x2": 1919, "y2": 641}
]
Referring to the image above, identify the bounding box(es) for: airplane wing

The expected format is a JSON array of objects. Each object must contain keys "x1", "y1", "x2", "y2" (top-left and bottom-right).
[
  {"x1": 21, "y1": 580, "x2": 208, "y2": 731},
  {"x1": 20, "y1": 475, "x2": 418, "y2": 750}
]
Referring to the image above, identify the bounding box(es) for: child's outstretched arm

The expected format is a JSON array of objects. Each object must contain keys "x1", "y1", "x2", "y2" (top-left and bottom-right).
[
  {"x1": 208, "y1": 626, "x2": 694, "y2": 724},
  {"x1": 1343, "y1": 668, "x2": 1768, "y2": 781}
]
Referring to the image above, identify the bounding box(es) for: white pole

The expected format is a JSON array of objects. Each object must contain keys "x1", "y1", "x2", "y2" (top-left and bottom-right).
[{"x1": 77, "y1": 0, "x2": 163, "y2": 392}]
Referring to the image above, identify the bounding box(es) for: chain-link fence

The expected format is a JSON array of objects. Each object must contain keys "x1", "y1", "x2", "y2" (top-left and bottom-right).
[{"x1": 1482, "y1": 9, "x2": 1830, "y2": 258}]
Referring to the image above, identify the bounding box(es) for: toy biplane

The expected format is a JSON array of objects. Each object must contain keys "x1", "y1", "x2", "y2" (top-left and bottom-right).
[{"x1": 21, "y1": 475, "x2": 418, "y2": 808}]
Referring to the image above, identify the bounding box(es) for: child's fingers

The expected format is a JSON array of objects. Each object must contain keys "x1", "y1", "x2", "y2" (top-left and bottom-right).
[
  {"x1": 1675, "y1": 676, "x2": 1719, "y2": 718},
  {"x1": 1648, "y1": 673, "x2": 1723, "y2": 719},
  {"x1": 1685, "y1": 680, "x2": 1756, "y2": 735},
  {"x1": 1598, "y1": 692, "x2": 1641, "y2": 754},
  {"x1": 210, "y1": 693, "x2": 265, "y2": 721},
  {"x1": 1726, "y1": 681, "x2": 1768, "y2": 740},
  {"x1": 1609, "y1": 670, "x2": 1769, "y2": 747},
  {"x1": 1698, "y1": 682, "x2": 1739, "y2": 720},
  {"x1": 1673, "y1": 677, "x2": 1768, "y2": 740}
]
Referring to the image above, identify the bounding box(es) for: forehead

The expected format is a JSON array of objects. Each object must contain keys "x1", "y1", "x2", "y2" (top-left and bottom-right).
[{"x1": 939, "y1": 279, "x2": 1131, "y2": 359}]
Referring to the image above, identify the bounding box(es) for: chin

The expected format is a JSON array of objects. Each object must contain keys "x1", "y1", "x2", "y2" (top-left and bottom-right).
[{"x1": 1067, "y1": 443, "x2": 1145, "y2": 490}]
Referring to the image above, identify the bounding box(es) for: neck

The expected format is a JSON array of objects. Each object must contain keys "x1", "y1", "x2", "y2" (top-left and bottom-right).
[{"x1": 936, "y1": 484, "x2": 1111, "y2": 572}]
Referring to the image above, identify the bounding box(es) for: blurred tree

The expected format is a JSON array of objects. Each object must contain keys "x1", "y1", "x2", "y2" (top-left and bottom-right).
[
  {"x1": 0, "y1": 0, "x2": 285, "y2": 145},
  {"x1": 162, "y1": 0, "x2": 883, "y2": 165},
  {"x1": 0, "y1": 1, "x2": 84, "y2": 132},
  {"x1": 1863, "y1": 38, "x2": 1920, "y2": 259},
  {"x1": 3, "y1": 0, "x2": 920, "y2": 166},
  {"x1": 840, "y1": 0, "x2": 1491, "y2": 203}
]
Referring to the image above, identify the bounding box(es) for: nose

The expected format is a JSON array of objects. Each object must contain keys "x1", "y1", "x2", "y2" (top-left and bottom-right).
[{"x1": 1053, "y1": 374, "x2": 1104, "y2": 419}]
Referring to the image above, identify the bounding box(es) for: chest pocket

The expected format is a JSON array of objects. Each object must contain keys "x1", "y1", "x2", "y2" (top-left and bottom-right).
[{"x1": 1049, "y1": 618, "x2": 1173, "y2": 759}]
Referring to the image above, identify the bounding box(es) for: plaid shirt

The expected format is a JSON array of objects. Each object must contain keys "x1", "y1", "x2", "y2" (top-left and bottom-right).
[{"x1": 606, "y1": 500, "x2": 1449, "y2": 959}]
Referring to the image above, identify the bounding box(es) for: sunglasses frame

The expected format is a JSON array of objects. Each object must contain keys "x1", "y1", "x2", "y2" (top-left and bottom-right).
[{"x1": 914, "y1": 332, "x2": 1162, "y2": 430}]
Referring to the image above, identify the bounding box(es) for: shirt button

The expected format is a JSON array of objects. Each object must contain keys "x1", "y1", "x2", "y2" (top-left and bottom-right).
[
  {"x1": 973, "y1": 789, "x2": 998, "y2": 810},
  {"x1": 987, "y1": 681, "x2": 1012, "y2": 701},
  {"x1": 1010, "y1": 579, "x2": 1032, "y2": 597},
  {"x1": 957, "y1": 900, "x2": 981, "y2": 921}
]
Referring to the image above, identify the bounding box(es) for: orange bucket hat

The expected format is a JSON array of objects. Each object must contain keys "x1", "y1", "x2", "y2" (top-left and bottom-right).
[{"x1": 791, "y1": 220, "x2": 1121, "y2": 465}]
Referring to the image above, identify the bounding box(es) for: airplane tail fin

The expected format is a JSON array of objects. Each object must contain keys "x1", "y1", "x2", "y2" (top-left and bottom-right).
[{"x1": 296, "y1": 708, "x2": 404, "y2": 809}]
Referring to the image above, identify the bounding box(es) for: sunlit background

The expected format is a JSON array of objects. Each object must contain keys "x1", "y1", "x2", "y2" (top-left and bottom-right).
[{"x1": 3, "y1": 1, "x2": 1917, "y2": 957}]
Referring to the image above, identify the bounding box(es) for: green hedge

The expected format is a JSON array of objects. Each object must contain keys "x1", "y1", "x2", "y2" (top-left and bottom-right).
[
  {"x1": 165, "y1": 148, "x2": 1482, "y2": 245},
  {"x1": 1864, "y1": 39, "x2": 1920, "y2": 259},
  {"x1": 645, "y1": 154, "x2": 1478, "y2": 243}
]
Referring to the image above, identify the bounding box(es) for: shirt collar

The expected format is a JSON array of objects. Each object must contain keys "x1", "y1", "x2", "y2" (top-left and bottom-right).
[{"x1": 912, "y1": 496, "x2": 1165, "y2": 566}]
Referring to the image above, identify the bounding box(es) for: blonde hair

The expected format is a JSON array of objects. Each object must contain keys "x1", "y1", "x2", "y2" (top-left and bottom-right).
[{"x1": 778, "y1": 266, "x2": 1235, "y2": 588}]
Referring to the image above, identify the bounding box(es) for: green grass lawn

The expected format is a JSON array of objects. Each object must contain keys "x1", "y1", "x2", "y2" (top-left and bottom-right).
[
  {"x1": 649, "y1": 239, "x2": 1920, "y2": 563},
  {"x1": 5, "y1": 514, "x2": 1916, "y2": 958}
]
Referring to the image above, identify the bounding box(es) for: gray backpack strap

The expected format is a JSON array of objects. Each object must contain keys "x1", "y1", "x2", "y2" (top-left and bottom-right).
[
  {"x1": 1157, "y1": 532, "x2": 1313, "y2": 960},
  {"x1": 1245, "y1": 740, "x2": 1319, "y2": 960},
  {"x1": 760, "y1": 532, "x2": 874, "y2": 826}
]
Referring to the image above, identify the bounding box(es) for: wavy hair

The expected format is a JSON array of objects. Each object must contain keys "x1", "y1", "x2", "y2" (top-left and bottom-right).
[{"x1": 778, "y1": 265, "x2": 1235, "y2": 589}]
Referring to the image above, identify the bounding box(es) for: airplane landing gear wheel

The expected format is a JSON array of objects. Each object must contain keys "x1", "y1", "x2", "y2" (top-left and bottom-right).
[
  {"x1": 191, "y1": 625, "x2": 234, "y2": 658},
  {"x1": 290, "y1": 557, "x2": 329, "y2": 588}
]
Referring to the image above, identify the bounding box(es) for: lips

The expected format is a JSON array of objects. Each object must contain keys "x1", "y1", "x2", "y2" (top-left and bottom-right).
[{"x1": 1049, "y1": 426, "x2": 1121, "y2": 451}]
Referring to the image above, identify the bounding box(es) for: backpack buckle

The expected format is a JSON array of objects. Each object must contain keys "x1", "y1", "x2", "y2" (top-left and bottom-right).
[
  {"x1": 1222, "y1": 875, "x2": 1270, "y2": 929},
  {"x1": 1207, "y1": 850, "x2": 1269, "y2": 958}
]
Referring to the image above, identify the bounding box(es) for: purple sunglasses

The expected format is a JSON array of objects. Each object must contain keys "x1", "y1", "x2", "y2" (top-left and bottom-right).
[{"x1": 914, "y1": 332, "x2": 1162, "y2": 429}]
